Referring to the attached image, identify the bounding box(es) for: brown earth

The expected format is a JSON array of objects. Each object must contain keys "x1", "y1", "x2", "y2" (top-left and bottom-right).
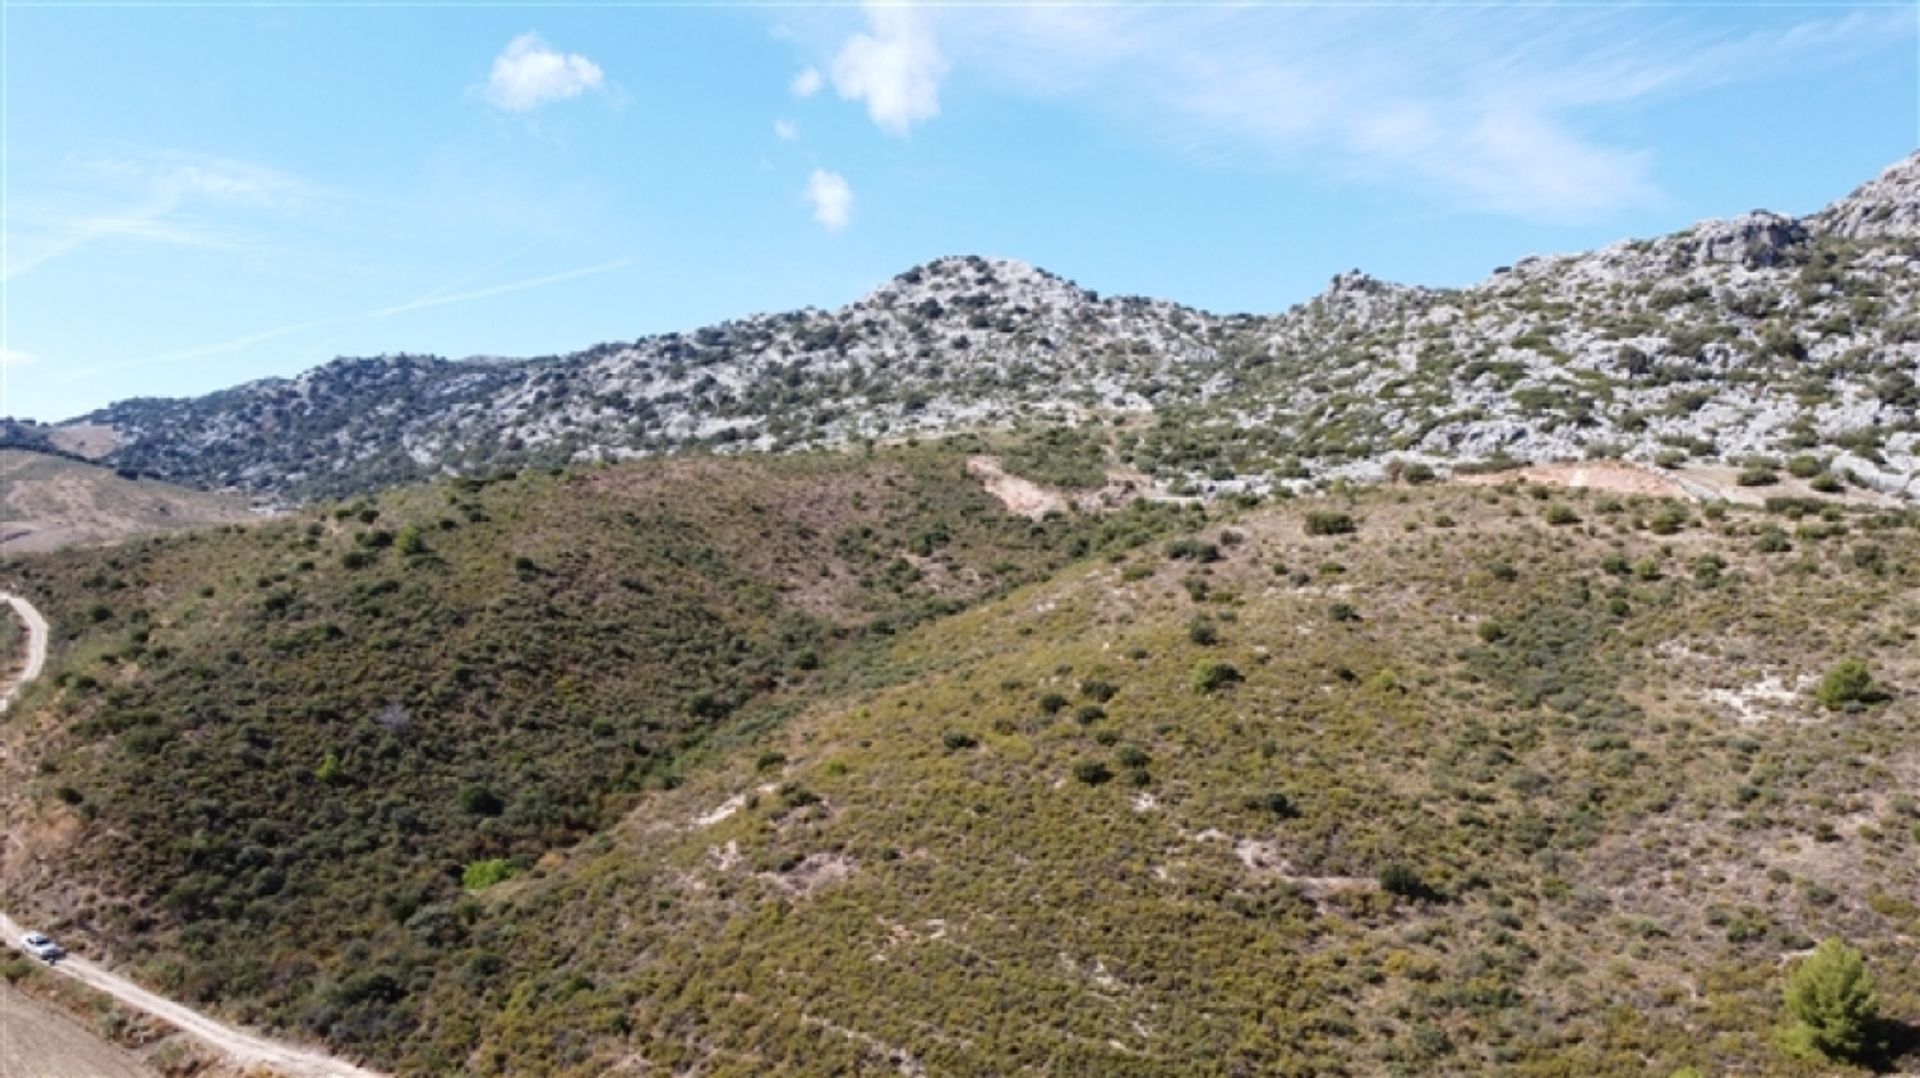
[{"x1": 0, "y1": 983, "x2": 154, "y2": 1078}]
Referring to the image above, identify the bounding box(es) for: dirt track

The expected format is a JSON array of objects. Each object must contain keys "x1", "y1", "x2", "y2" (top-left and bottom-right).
[{"x1": 0, "y1": 593, "x2": 48, "y2": 714}]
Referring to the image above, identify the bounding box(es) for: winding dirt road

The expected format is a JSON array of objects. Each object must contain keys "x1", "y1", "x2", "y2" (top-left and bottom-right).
[
  {"x1": 0, "y1": 591, "x2": 48, "y2": 714},
  {"x1": 0, "y1": 591, "x2": 384, "y2": 1077}
]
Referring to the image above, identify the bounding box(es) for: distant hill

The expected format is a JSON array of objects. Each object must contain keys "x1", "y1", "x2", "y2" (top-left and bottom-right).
[
  {"x1": 0, "y1": 449, "x2": 256, "y2": 554},
  {"x1": 49, "y1": 152, "x2": 1920, "y2": 503}
]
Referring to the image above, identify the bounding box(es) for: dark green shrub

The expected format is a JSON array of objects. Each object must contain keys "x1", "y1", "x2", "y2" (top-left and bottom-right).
[
  {"x1": 941, "y1": 730, "x2": 978, "y2": 751},
  {"x1": 1377, "y1": 863, "x2": 1429, "y2": 899},
  {"x1": 1247, "y1": 791, "x2": 1298, "y2": 819},
  {"x1": 458, "y1": 784, "x2": 505, "y2": 817},
  {"x1": 1073, "y1": 761, "x2": 1113, "y2": 786}
]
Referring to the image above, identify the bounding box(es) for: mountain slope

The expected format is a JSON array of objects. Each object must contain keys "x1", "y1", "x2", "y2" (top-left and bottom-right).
[
  {"x1": 392, "y1": 485, "x2": 1920, "y2": 1076},
  {"x1": 60, "y1": 154, "x2": 1920, "y2": 503},
  {"x1": 4, "y1": 452, "x2": 1916, "y2": 1073},
  {"x1": 0, "y1": 446, "x2": 1193, "y2": 1067}
]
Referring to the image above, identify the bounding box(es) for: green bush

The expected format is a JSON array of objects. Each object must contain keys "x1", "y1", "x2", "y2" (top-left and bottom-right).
[
  {"x1": 1786, "y1": 455, "x2": 1825, "y2": 479},
  {"x1": 1781, "y1": 938, "x2": 1878, "y2": 1062},
  {"x1": 1814, "y1": 660, "x2": 1875, "y2": 711},
  {"x1": 1164, "y1": 538, "x2": 1222, "y2": 563},
  {"x1": 1544, "y1": 504, "x2": 1580, "y2": 526},
  {"x1": 1190, "y1": 660, "x2": 1243, "y2": 694},
  {"x1": 462, "y1": 858, "x2": 518, "y2": 891},
  {"x1": 1648, "y1": 506, "x2": 1688, "y2": 535},
  {"x1": 1304, "y1": 511, "x2": 1357, "y2": 536}
]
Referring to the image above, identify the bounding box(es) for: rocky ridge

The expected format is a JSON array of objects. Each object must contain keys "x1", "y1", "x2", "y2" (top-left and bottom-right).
[{"x1": 48, "y1": 152, "x2": 1920, "y2": 501}]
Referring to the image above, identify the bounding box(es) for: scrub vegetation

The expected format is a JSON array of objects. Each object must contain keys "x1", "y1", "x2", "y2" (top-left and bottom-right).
[{"x1": 2, "y1": 453, "x2": 1917, "y2": 1075}]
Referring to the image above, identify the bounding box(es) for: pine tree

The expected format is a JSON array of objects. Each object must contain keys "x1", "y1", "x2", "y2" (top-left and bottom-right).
[{"x1": 1783, "y1": 938, "x2": 1879, "y2": 1061}]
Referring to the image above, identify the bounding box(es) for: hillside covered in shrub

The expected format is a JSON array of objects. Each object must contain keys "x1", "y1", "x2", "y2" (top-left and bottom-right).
[
  {"x1": 6, "y1": 461, "x2": 1917, "y2": 1073},
  {"x1": 0, "y1": 446, "x2": 1196, "y2": 1064},
  {"x1": 375, "y1": 480, "x2": 1918, "y2": 1076}
]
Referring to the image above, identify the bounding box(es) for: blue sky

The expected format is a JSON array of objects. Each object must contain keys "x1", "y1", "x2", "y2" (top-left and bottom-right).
[{"x1": 2, "y1": 2, "x2": 1915, "y2": 421}]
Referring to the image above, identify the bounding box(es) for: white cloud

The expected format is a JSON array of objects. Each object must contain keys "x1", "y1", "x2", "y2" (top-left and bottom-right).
[
  {"x1": 774, "y1": 119, "x2": 798, "y2": 141},
  {"x1": 790, "y1": 66, "x2": 824, "y2": 98},
  {"x1": 805, "y1": 169, "x2": 854, "y2": 232},
  {"x1": 831, "y1": 5, "x2": 948, "y2": 137},
  {"x1": 484, "y1": 33, "x2": 605, "y2": 112},
  {"x1": 0, "y1": 348, "x2": 36, "y2": 369}
]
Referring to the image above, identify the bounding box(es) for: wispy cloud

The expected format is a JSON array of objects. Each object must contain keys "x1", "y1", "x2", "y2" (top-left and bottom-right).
[
  {"x1": 62, "y1": 255, "x2": 634, "y2": 380},
  {"x1": 790, "y1": 66, "x2": 823, "y2": 98},
  {"x1": 0, "y1": 348, "x2": 36, "y2": 369},
  {"x1": 807, "y1": 4, "x2": 1908, "y2": 220},
  {"x1": 774, "y1": 119, "x2": 798, "y2": 142},
  {"x1": 77, "y1": 151, "x2": 315, "y2": 209},
  {"x1": 831, "y1": 4, "x2": 948, "y2": 137},
  {"x1": 483, "y1": 32, "x2": 606, "y2": 112},
  {"x1": 4, "y1": 151, "x2": 315, "y2": 281},
  {"x1": 805, "y1": 169, "x2": 854, "y2": 232}
]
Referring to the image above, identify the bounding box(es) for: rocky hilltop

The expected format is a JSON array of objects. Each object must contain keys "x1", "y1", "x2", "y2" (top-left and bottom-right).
[{"x1": 54, "y1": 152, "x2": 1920, "y2": 501}]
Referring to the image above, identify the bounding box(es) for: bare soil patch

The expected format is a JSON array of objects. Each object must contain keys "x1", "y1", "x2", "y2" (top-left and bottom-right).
[
  {"x1": 0, "y1": 983, "x2": 154, "y2": 1078},
  {"x1": 44, "y1": 424, "x2": 117, "y2": 460},
  {"x1": 1455, "y1": 460, "x2": 1691, "y2": 499}
]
